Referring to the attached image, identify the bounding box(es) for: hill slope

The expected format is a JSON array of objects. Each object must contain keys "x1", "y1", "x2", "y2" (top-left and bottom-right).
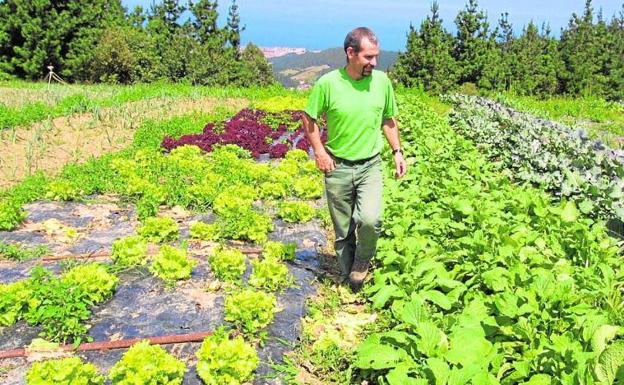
[{"x1": 269, "y1": 47, "x2": 399, "y2": 88}]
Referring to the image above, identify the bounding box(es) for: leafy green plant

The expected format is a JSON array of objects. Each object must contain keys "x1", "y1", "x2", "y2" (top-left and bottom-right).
[
  {"x1": 447, "y1": 94, "x2": 624, "y2": 221},
  {"x1": 258, "y1": 181, "x2": 288, "y2": 199},
  {"x1": 350, "y1": 94, "x2": 624, "y2": 384},
  {"x1": 278, "y1": 201, "x2": 315, "y2": 223},
  {"x1": 149, "y1": 245, "x2": 196, "y2": 282},
  {"x1": 249, "y1": 257, "x2": 291, "y2": 291},
  {"x1": 189, "y1": 221, "x2": 219, "y2": 241},
  {"x1": 0, "y1": 200, "x2": 26, "y2": 231},
  {"x1": 108, "y1": 340, "x2": 186, "y2": 385},
  {"x1": 137, "y1": 216, "x2": 179, "y2": 243},
  {"x1": 24, "y1": 267, "x2": 93, "y2": 343},
  {"x1": 225, "y1": 289, "x2": 277, "y2": 334},
  {"x1": 111, "y1": 236, "x2": 148, "y2": 267},
  {"x1": 195, "y1": 327, "x2": 259, "y2": 385},
  {"x1": 263, "y1": 240, "x2": 296, "y2": 261},
  {"x1": 316, "y1": 207, "x2": 333, "y2": 230},
  {"x1": 293, "y1": 176, "x2": 323, "y2": 199},
  {"x1": 208, "y1": 245, "x2": 246, "y2": 282},
  {"x1": 0, "y1": 280, "x2": 33, "y2": 326},
  {"x1": 215, "y1": 207, "x2": 273, "y2": 243},
  {"x1": 0, "y1": 241, "x2": 49, "y2": 261},
  {"x1": 26, "y1": 357, "x2": 104, "y2": 385},
  {"x1": 45, "y1": 180, "x2": 83, "y2": 201},
  {"x1": 61, "y1": 263, "x2": 119, "y2": 303}
]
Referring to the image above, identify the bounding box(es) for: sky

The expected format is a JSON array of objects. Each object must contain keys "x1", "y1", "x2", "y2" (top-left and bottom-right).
[{"x1": 121, "y1": 0, "x2": 624, "y2": 51}]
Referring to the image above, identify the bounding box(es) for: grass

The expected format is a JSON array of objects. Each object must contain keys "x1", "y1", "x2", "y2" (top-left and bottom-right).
[{"x1": 0, "y1": 80, "x2": 305, "y2": 130}]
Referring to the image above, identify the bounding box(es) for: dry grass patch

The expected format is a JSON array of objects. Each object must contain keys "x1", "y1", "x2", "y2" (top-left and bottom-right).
[{"x1": 0, "y1": 96, "x2": 248, "y2": 188}]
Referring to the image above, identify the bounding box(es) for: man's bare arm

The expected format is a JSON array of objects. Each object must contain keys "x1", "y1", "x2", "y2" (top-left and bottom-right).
[
  {"x1": 382, "y1": 117, "x2": 407, "y2": 178},
  {"x1": 302, "y1": 112, "x2": 335, "y2": 173}
]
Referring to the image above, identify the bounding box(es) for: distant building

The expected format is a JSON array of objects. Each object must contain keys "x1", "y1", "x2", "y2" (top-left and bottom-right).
[
  {"x1": 296, "y1": 80, "x2": 311, "y2": 91},
  {"x1": 259, "y1": 47, "x2": 320, "y2": 59}
]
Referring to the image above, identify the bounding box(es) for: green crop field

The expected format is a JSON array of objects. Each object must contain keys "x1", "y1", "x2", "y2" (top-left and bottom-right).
[
  {"x1": 1, "y1": 0, "x2": 623, "y2": 383},
  {"x1": 0, "y1": 81, "x2": 622, "y2": 385}
]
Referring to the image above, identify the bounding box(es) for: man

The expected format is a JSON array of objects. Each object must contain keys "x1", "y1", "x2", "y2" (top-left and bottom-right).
[{"x1": 302, "y1": 27, "x2": 407, "y2": 291}]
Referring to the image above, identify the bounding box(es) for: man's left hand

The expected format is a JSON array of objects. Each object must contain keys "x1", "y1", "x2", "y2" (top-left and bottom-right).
[{"x1": 394, "y1": 152, "x2": 407, "y2": 179}]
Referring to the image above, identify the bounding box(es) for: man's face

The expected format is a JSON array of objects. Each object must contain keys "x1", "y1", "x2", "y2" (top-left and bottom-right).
[{"x1": 347, "y1": 37, "x2": 379, "y2": 78}]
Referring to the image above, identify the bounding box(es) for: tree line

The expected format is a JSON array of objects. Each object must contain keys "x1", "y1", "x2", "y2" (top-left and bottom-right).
[
  {"x1": 0, "y1": 0, "x2": 275, "y2": 86},
  {"x1": 392, "y1": 0, "x2": 624, "y2": 100}
]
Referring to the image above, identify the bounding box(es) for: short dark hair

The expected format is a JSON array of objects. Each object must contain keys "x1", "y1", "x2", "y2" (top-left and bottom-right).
[{"x1": 343, "y1": 27, "x2": 378, "y2": 55}]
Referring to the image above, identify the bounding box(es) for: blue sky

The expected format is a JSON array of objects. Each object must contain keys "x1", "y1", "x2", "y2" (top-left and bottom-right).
[{"x1": 121, "y1": 0, "x2": 624, "y2": 51}]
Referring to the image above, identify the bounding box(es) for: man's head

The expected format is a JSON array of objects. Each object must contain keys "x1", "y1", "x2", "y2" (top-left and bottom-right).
[{"x1": 344, "y1": 27, "x2": 379, "y2": 78}]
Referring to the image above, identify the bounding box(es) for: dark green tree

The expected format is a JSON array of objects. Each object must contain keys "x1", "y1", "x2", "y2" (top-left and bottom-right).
[
  {"x1": 0, "y1": 0, "x2": 125, "y2": 80},
  {"x1": 225, "y1": 0, "x2": 244, "y2": 54},
  {"x1": 509, "y1": 22, "x2": 561, "y2": 96},
  {"x1": 453, "y1": 0, "x2": 490, "y2": 85},
  {"x1": 559, "y1": 0, "x2": 605, "y2": 95},
  {"x1": 497, "y1": 12, "x2": 515, "y2": 90},
  {"x1": 604, "y1": 4, "x2": 624, "y2": 99},
  {"x1": 391, "y1": 2, "x2": 458, "y2": 93},
  {"x1": 239, "y1": 42, "x2": 275, "y2": 87},
  {"x1": 189, "y1": 0, "x2": 221, "y2": 44}
]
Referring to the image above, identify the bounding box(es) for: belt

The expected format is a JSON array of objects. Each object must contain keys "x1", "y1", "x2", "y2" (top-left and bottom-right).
[{"x1": 330, "y1": 152, "x2": 380, "y2": 166}]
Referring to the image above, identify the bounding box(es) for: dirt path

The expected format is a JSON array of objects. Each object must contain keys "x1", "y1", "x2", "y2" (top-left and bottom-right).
[{"x1": 0, "y1": 96, "x2": 248, "y2": 189}]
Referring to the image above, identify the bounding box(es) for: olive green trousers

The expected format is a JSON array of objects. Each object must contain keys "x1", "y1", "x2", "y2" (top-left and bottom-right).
[{"x1": 324, "y1": 153, "x2": 383, "y2": 279}]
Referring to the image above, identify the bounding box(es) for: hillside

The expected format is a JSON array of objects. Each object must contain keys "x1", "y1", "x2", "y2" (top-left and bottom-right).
[{"x1": 269, "y1": 47, "x2": 399, "y2": 88}]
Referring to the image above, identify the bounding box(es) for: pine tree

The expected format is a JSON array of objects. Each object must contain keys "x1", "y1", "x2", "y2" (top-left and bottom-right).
[
  {"x1": 538, "y1": 24, "x2": 563, "y2": 96},
  {"x1": 162, "y1": 0, "x2": 185, "y2": 33},
  {"x1": 225, "y1": 0, "x2": 245, "y2": 54},
  {"x1": 559, "y1": 0, "x2": 605, "y2": 95},
  {"x1": 497, "y1": 12, "x2": 514, "y2": 90},
  {"x1": 391, "y1": 2, "x2": 458, "y2": 93},
  {"x1": 0, "y1": 0, "x2": 125, "y2": 80},
  {"x1": 604, "y1": 4, "x2": 624, "y2": 99},
  {"x1": 189, "y1": 0, "x2": 221, "y2": 44},
  {"x1": 454, "y1": 0, "x2": 488, "y2": 85}
]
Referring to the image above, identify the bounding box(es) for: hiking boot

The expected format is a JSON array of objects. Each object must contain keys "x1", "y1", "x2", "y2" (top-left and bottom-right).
[{"x1": 349, "y1": 257, "x2": 370, "y2": 292}]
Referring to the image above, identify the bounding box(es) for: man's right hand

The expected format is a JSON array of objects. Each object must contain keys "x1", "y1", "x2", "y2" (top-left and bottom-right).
[{"x1": 315, "y1": 150, "x2": 336, "y2": 173}]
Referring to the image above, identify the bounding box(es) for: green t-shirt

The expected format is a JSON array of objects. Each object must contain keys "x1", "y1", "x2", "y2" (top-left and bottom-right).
[{"x1": 304, "y1": 67, "x2": 398, "y2": 161}]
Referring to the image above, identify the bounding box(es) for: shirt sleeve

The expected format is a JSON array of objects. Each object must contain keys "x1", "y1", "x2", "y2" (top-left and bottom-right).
[
  {"x1": 383, "y1": 78, "x2": 398, "y2": 120},
  {"x1": 304, "y1": 79, "x2": 328, "y2": 120}
]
